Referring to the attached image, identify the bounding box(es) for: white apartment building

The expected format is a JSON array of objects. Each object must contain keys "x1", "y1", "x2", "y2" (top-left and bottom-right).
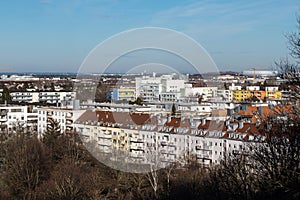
[
  {"x1": 213, "y1": 90, "x2": 233, "y2": 102},
  {"x1": 37, "y1": 107, "x2": 84, "y2": 136},
  {"x1": 136, "y1": 74, "x2": 188, "y2": 102},
  {"x1": 229, "y1": 83, "x2": 242, "y2": 90},
  {"x1": 11, "y1": 91, "x2": 75, "y2": 104},
  {"x1": 185, "y1": 86, "x2": 218, "y2": 101},
  {"x1": 10, "y1": 92, "x2": 39, "y2": 103},
  {"x1": 246, "y1": 86, "x2": 260, "y2": 91},
  {"x1": 265, "y1": 86, "x2": 279, "y2": 91},
  {"x1": 177, "y1": 103, "x2": 212, "y2": 114},
  {"x1": 75, "y1": 110, "x2": 262, "y2": 167},
  {"x1": 0, "y1": 105, "x2": 38, "y2": 133}
]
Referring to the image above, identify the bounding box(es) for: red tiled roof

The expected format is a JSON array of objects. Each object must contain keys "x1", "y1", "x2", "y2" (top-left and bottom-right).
[
  {"x1": 96, "y1": 111, "x2": 150, "y2": 126},
  {"x1": 208, "y1": 120, "x2": 226, "y2": 132},
  {"x1": 165, "y1": 117, "x2": 181, "y2": 128},
  {"x1": 237, "y1": 105, "x2": 300, "y2": 122},
  {"x1": 235, "y1": 123, "x2": 259, "y2": 135},
  {"x1": 76, "y1": 110, "x2": 98, "y2": 122},
  {"x1": 198, "y1": 120, "x2": 211, "y2": 130}
]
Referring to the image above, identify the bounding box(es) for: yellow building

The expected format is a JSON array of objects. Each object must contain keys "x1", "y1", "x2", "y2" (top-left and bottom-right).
[
  {"x1": 232, "y1": 90, "x2": 250, "y2": 101},
  {"x1": 232, "y1": 90, "x2": 270, "y2": 101},
  {"x1": 266, "y1": 91, "x2": 282, "y2": 99},
  {"x1": 249, "y1": 91, "x2": 266, "y2": 101},
  {"x1": 118, "y1": 88, "x2": 136, "y2": 101}
]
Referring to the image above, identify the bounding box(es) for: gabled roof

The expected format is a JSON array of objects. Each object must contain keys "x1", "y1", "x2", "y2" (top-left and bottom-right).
[
  {"x1": 96, "y1": 111, "x2": 150, "y2": 126},
  {"x1": 208, "y1": 120, "x2": 226, "y2": 132},
  {"x1": 164, "y1": 117, "x2": 191, "y2": 128},
  {"x1": 76, "y1": 110, "x2": 98, "y2": 123},
  {"x1": 198, "y1": 120, "x2": 211, "y2": 130},
  {"x1": 235, "y1": 123, "x2": 259, "y2": 135}
]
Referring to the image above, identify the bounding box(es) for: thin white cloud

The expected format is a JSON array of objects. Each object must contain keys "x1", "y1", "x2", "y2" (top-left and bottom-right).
[{"x1": 149, "y1": 0, "x2": 296, "y2": 35}]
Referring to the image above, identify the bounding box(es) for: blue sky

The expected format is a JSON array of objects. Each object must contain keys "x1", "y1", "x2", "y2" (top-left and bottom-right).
[{"x1": 0, "y1": 0, "x2": 299, "y2": 73}]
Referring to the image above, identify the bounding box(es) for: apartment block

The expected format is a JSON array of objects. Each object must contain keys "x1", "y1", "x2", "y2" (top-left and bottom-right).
[
  {"x1": 10, "y1": 91, "x2": 75, "y2": 104},
  {"x1": 106, "y1": 87, "x2": 136, "y2": 102},
  {"x1": 0, "y1": 105, "x2": 38, "y2": 133},
  {"x1": 75, "y1": 110, "x2": 264, "y2": 167},
  {"x1": 37, "y1": 107, "x2": 84, "y2": 136}
]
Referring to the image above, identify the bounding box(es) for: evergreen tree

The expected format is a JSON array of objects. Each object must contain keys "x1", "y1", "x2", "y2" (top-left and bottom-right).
[
  {"x1": 171, "y1": 103, "x2": 176, "y2": 116},
  {"x1": 50, "y1": 82, "x2": 55, "y2": 91},
  {"x1": 136, "y1": 97, "x2": 143, "y2": 105},
  {"x1": 42, "y1": 118, "x2": 62, "y2": 161},
  {"x1": 1, "y1": 86, "x2": 11, "y2": 103}
]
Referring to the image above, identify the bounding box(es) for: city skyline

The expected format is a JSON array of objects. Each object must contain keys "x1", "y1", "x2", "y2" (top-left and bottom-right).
[{"x1": 0, "y1": 0, "x2": 299, "y2": 73}]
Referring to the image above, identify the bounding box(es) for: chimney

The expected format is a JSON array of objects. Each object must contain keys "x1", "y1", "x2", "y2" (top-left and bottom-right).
[
  {"x1": 239, "y1": 121, "x2": 244, "y2": 129},
  {"x1": 258, "y1": 106, "x2": 263, "y2": 116},
  {"x1": 236, "y1": 106, "x2": 240, "y2": 113},
  {"x1": 225, "y1": 120, "x2": 230, "y2": 126},
  {"x1": 73, "y1": 100, "x2": 80, "y2": 110},
  {"x1": 167, "y1": 115, "x2": 172, "y2": 123}
]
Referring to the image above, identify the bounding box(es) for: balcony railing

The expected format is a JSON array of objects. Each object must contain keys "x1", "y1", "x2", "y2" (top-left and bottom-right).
[
  {"x1": 98, "y1": 134, "x2": 112, "y2": 139},
  {"x1": 130, "y1": 145, "x2": 144, "y2": 151},
  {"x1": 130, "y1": 137, "x2": 144, "y2": 143},
  {"x1": 98, "y1": 141, "x2": 112, "y2": 147}
]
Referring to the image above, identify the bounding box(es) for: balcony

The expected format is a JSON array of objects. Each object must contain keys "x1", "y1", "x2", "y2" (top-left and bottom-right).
[
  {"x1": 0, "y1": 117, "x2": 7, "y2": 122},
  {"x1": 161, "y1": 158, "x2": 173, "y2": 163},
  {"x1": 195, "y1": 145, "x2": 212, "y2": 151},
  {"x1": 66, "y1": 126, "x2": 73, "y2": 131},
  {"x1": 167, "y1": 142, "x2": 176, "y2": 147},
  {"x1": 161, "y1": 141, "x2": 167, "y2": 146},
  {"x1": 98, "y1": 141, "x2": 112, "y2": 147},
  {"x1": 160, "y1": 149, "x2": 167, "y2": 154},
  {"x1": 66, "y1": 119, "x2": 73, "y2": 125},
  {"x1": 196, "y1": 154, "x2": 211, "y2": 160},
  {"x1": 130, "y1": 137, "x2": 144, "y2": 143},
  {"x1": 47, "y1": 112, "x2": 53, "y2": 116},
  {"x1": 66, "y1": 113, "x2": 73, "y2": 119},
  {"x1": 98, "y1": 134, "x2": 112, "y2": 139},
  {"x1": 130, "y1": 145, "x2": 144, "y2": 151},
  {"x1": 130, "y1": 152, "x2": 144, "y2": 159}
]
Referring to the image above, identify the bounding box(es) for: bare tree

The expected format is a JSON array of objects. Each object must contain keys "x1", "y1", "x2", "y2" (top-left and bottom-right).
[
  {"x1": 249, "y1": 113, "x2": 300, "y2": 198},
  {"x1": 275, "y1": 57, "x2": 299, "y2": 81},
  {"x1": 1, "y1": 134, "x2": 49, "y2": 200},
  {"x1": 287, "y1": 15, "x2": 300, "y2": 61}
]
